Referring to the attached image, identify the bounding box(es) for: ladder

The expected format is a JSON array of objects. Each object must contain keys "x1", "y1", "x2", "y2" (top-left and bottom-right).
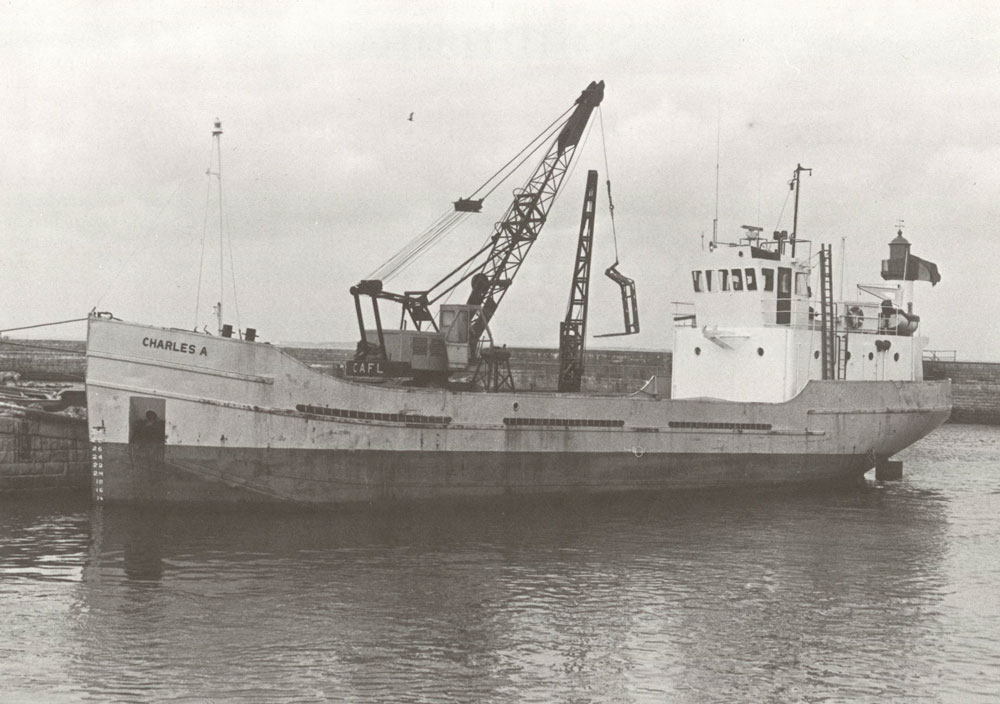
[
  {"x1": 819, "y1": 244, "x2": 837, "y2": 380},
  {"x1": 837, "y1": 333, "x2": 849, "y2": 380}
]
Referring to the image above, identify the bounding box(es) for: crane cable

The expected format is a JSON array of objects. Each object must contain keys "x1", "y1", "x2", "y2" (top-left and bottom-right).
[
  {"x1": 598, "y1": 108, "x2": 620, "y2": 263},
  {"x1": 366, "y1": 105, "x2": 578, "y2": 284},
  {"x1": 438, "y1": 110, "x2": 595, "y2": 308},
  {"x1": 368, "y1": 208, "x2": 466, "y2": 281},
  {"x1": 466, "y1": 106, "x2": 574, "y2": 203}
]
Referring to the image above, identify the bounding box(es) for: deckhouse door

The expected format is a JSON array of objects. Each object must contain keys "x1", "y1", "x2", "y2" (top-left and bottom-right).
[{"x1": 776, "y1": 267, "x2": 792, "y2": 325}]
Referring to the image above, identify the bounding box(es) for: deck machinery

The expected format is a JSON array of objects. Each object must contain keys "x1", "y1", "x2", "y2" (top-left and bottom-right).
[{"x1": 348, "y1": 80, "x2": 617, "y2": 389}]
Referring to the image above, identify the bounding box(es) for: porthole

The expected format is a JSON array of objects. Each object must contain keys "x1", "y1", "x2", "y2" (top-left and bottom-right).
[
  {"x1": 846, "y1": 351, "x2": 852, "y2": 361},
  {"x1": 868, "y1": 352, "x2": 874, "y2": 360},
  {"x1": 695, "y1": 347, "x2": 702, "y2": 356},
  {"x1": 813, "y1": 350, "x2": 820, "y2": 359},
  {"x1": 512, "y1": 402, "x2": 520, "y2": 412},
  {"x1": 894, "y1": 352, "x2": 900, "y2": 362},
  {"x1": 757, "y1": 347, "x2": 764, "y2": 357}
]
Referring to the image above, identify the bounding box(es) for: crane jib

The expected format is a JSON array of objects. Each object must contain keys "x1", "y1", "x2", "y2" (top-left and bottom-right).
[
  {"x1": 557, "y1": 81, "x2": 605, "y2": 155},
  {"x1": 466, "y1": 79, "x2": 606, "y2": 344}
]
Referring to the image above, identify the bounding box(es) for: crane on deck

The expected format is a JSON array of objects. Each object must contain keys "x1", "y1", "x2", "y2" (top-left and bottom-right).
[{"x1": 348, "y1": 80, "x2": 608, "y2": 387}]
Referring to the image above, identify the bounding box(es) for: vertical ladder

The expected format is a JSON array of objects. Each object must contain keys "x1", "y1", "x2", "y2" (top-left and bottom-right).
[
  {"x1": 837, "y1": 332, "x2": 849, "y2": 380},
  {"x1": 819, "y1": 244, "x2": 837, "y2": 380}
]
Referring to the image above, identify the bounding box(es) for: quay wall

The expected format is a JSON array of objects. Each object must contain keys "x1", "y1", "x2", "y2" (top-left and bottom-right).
[
  {"x1": 0, "y1": 340, "x2": 997, "y2": 424},
  {"x1": 283, "y1": 346, "x2": 672, "y2": 394},
  {"x1": 0, "y1": 340, "x2": 86, "y2": 381},
  {"x1": 0, "y1": 410, "x2": 90, "y2": 493},
  {"x1": 924, "y1": 361, "x2": 1000, "y2": 425}
]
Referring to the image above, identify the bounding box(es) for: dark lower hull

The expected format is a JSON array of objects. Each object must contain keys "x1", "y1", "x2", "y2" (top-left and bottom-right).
[{"x1": 95, "y1": 442, "x2": 876, "y2": 505}]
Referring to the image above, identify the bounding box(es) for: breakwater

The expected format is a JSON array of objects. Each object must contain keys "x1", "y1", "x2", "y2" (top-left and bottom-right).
[
  {"x1": 0, "y1": 340, "x2": 86, "y2": 382},
  {"x1": 0, "y1": 408, "x2": 89, "y2": 493},
  {"x1": 1, "y1": 340, "x2": 997, "y2": 423},
  {"x1": 924, "y1": 361, "x2": 1000, "y2": 425}
]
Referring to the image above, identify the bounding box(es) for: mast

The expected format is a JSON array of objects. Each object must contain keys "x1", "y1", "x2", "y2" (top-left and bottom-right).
[
  {"x1": 789, "y1": 163, "x2": 811, "y2": 257},
  {"x1": 712, "y1": 111, "x2": 720, "y2": 245},
  {"x1": 211, "y1": 119, "x2": 224, "y2": 335}
]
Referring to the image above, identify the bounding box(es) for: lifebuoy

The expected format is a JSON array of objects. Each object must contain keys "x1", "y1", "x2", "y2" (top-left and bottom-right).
[{"x1": 845, "y1": 305, "x2": 865, "y2": 330}]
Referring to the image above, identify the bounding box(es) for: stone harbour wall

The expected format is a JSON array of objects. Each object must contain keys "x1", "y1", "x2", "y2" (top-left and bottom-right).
[
  {"x1": 500, "y1": 347, "x2": 671, "y2": 394},
  {"x1": 0, "y1": 410, "x2": 90, "y2": 493},
  {"x1": 0, "y1": 340, "x2": 86, "y2": 381},
  {"x1": 924, "y1": 361, "x2": 1000, "y2": 425}
]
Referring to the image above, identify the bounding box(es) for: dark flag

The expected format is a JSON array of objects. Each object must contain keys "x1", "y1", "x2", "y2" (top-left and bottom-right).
[{"x1": 881, "y1": 252, "x2": 941, "y2": 286}]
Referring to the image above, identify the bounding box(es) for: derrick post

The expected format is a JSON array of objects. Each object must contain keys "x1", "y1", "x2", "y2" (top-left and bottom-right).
[{"x1": 558, "y1": 170, "x2": 599, "y2": 392}]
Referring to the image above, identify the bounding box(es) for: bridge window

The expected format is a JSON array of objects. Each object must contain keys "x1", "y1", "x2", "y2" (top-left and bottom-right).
[
  {"x1": 705, "y1": 270, "x2": 713, "y2": 291},
  {"x1": 691, "y1": 270, "x2": 703, "y2": 293},
  {"x1": 795, "y1": 272, "x2": 809, "y2": 296},
  {"x1": 762, "y1": 268, "x2": 775, "y2": 292},
  {"x1": 745, "y1": 268, "x2": 758, "y2": 291},
  {"x1": 730, "y1": 269, "x2": 743, "y2": 291},
  {"x1": 719, "y1": 269, "x2": 729, "y2": 291},
  {"x1": 778, "y1": 269, "x2": 791, "y2": 295}
]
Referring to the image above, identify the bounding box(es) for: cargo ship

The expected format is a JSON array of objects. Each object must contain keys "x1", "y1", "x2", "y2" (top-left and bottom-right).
[{"x1": 85, "y1": 82, "x2": 950, "y2": 504}]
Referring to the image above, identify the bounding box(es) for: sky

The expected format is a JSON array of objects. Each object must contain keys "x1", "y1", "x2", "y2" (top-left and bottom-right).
[{"x1": 3, "y1": 1, "x2": 999, "y2": 357}]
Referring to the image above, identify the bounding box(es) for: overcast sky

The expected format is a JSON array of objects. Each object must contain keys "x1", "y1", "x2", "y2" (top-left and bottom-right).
[{"x1": 4, "y1": 1, "x2": 998, "y2": 357}]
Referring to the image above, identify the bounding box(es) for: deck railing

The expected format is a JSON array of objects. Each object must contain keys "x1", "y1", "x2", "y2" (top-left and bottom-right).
[{"x1": 672, "y1": 297, "x2": 921, "y2": 337}]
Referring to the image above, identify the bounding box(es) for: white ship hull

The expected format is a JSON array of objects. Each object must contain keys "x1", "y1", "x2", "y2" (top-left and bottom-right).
[{"x1": 86, "y1": 317, "x2": 951, "y2": 504}]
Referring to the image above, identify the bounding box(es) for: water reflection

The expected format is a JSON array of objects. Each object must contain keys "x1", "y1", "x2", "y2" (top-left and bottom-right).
[
  {"x1": 62, "y1": 485, "x2": 952, "y2": 703},
  {"x1": 7, "y1": 426, "x2": 999, "y2": 703}
]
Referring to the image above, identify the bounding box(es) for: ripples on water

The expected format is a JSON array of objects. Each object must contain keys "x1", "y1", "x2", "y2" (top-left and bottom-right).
[{"x1": 1, "y1": 424, "x2": 999, "y2": 703}]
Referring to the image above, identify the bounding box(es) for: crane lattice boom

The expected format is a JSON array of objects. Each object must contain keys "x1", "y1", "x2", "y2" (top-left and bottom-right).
[{"x1": 467, "y1": 80, "x2": 605, "y2": 345}]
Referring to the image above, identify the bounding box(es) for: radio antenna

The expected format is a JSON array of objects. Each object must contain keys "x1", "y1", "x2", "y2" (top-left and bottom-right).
[{"x1": 712, "y1": 106, "x2": 720, "y2": 245}]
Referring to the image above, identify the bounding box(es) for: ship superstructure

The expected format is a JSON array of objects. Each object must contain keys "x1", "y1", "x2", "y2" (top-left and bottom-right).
[{"x1": 672, "y1": 227, "x2": 931, "y2": 403}]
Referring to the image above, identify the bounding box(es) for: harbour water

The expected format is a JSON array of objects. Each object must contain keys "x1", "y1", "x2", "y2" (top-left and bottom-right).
[{"x1": 2, "y1": 423, "x2": 999, "y2": 702}]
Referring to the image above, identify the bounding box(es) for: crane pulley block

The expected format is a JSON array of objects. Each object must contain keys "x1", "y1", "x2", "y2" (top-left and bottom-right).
[{"x1": 453, "y1": 198, "x2": 484, "y2": 213}]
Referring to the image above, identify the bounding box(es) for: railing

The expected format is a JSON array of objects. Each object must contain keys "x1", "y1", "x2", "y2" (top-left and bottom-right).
[
  {"x1": 671, "y1": 302, "x2": 696, "y2": 327},
  {"x1": 673, "y1": 295, "x2": 919, "y2": 337},
  {"x1": 923, "y1": 349, "x2": 957, "y2": 361},
  {"x1": 837, "y1": 300, "x2": 919, "y2": 336},
  {"x1": 733, "y1": 236, "x2": 814, "y2": 262}
]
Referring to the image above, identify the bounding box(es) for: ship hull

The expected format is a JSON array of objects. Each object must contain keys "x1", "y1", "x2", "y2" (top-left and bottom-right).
[
  {"x1": 97, "y1": 444, "x2": 879, "y2": 504},
  {"x1": 86, "y1": 318, "x2": 952, "y2": 505}
]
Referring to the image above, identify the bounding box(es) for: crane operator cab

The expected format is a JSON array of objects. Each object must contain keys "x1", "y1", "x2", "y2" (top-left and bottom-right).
[
  {"x1": 348, "y1": 302, "x2": 483, "y2": 381},
  {"x1": 439, "y1": 304, "x2": 481, "y2": 370}
]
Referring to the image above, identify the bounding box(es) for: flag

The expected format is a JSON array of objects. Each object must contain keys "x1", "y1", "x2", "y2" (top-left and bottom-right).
[{"x1": 881, "y1": 252, "x2": 941, "y2": 286}]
